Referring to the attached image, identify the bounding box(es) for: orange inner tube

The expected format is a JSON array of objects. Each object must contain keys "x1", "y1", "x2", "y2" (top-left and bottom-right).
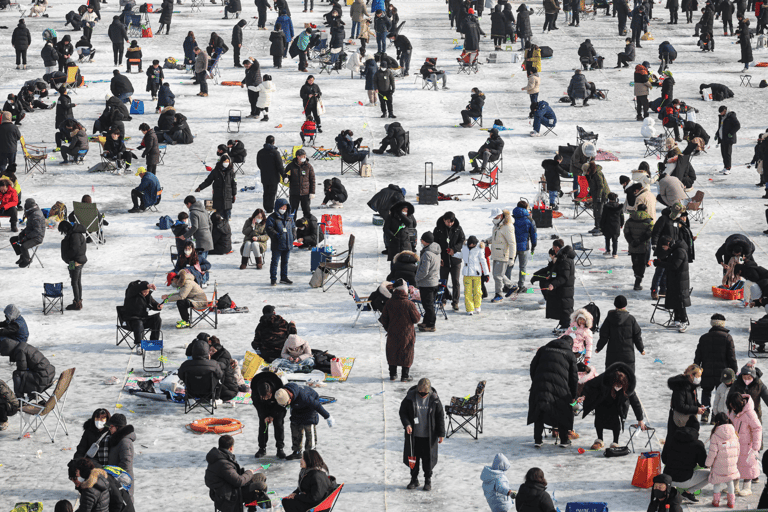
[{"x1": 189, "y1": 417, "x2": 243, "y2": 434}]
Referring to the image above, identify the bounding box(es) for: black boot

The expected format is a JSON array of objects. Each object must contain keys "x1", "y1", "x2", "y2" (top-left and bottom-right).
[
  {"x1": 633, "y1": 276, "x2": 643, "y2": 291},
  {"x1": 389, "y1": 365, "x2": 397, "y2": 381},
  {"x1": 240, "y1": 256, "x2": 249, "y2": 270},
  {"x1": 254, "y1": 447, "x2": 267, "y2": 458},
  {"x1": 401, "y1": 366, "x2": 412, "y2": 382},
  {"x1": 423, "y1": 478, "x2": 432, "y2": 491},
  {"x1": 407, "y1": 476, "x2": 419, "y2": 489}
]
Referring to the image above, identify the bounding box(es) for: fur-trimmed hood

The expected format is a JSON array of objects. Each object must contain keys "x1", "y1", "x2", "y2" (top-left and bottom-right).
[
  {"x1": 570, "y1": 308, "x2": 593, "y2": 329},
  {"x1": 393, "y1": 250, "x2": 419, "y2": 263},
  {"x1": 81, "y1": 468, "x2": 108, "y2": 490}
]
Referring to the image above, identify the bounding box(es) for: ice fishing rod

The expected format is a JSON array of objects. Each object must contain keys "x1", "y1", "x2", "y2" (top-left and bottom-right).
[{"x1": 695, "y1": 212, "x2": 715, "y2": 238}]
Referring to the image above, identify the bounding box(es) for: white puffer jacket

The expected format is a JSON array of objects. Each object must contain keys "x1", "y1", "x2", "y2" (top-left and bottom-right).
[
  {"x1": 460, "y1": 242, "x2": 489, "y2": 277},
  {"x1": 256, "y1": 80, "x2": 276, "y2": 108},
  {"x1": 489, "y1": 210, "x2": 516, "y2": 263}
]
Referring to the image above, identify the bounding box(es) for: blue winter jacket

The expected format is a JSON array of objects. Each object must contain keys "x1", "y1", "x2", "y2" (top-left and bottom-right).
[
  {"x1": 136, "y1": 171, "x2": 160, "y2": 207},
  {"x1": 371, "y1": 0, "x2": 385, "y2": 14},
  {"x1": 284, "y1": 382, "x2": 330, "y2": 425},
  {"x1": 275, "y1": 14, "x2": 294, "y2": 44},
  {"x1": 265, "y1": 198, "x2": 296, "y2": 251},
  {"x1": 481, "y1": 453, "x2": 513, "y2": 512},
  {"x1": 157, "y1": 84, "x2": 175, "y2": 107},
  {"x1": 512, "y1": 206, "x2": 537, "y2": 252}
]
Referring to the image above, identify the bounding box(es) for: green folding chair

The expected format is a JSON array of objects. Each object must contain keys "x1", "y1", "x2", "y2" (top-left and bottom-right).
[{"x1": 71, "y1": 201, "x2": 106, "y2": 247}]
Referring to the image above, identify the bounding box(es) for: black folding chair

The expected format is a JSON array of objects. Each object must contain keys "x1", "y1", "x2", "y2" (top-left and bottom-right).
[
  {"x1": 571, "y1": 234, "x2": 593, "y2": 267},
  {"x1": 414, "y1": 279, "x2": 448, "y2": 320},
  {"x1": 445, "y1": 380, "x2": 485, "y2": 439},
  {"x1": 184, "y1": 372, "x2": 219, "y2": 414},
  {"x1": 749, "y1": 319, "x2": 768, "y2": 358},
  {"x1": 576, "y1": 126, "x2": 598, "y2": 145},
  {"x1": 318, "y1": 235, "x2": 355, "y2": 292}
]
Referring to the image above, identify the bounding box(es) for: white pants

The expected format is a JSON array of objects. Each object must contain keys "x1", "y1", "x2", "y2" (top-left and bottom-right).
[
  {"x1": 672, "y1": 470, "x2": 711, "y2": 492},
  {"x1": 714, "y1": 480, "x2": 736, "y2": 494},
  {"x1": 242, "y1": 241, "x2": 263, "y2": 259}
]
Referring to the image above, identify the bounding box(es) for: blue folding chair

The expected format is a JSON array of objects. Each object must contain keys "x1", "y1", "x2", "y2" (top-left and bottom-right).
[
  {"x1": 141, "y1": 339, "x2": 164, "y2": 372},
  {"x1": 42, "y1": 283, "x2": 63, "y2": 315}
]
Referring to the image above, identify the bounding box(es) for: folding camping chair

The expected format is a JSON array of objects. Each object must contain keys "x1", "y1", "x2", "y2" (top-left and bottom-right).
[
  {"x1": 97, "y1": 137, "x2": 123, "y2": 174},
  {"x1": 686, "y1": 190, "x2": 705, "y2": 223},
  {"x1": 75, "y1": 148, "x2": 89, "y2": 164},
  {"x1": 576, "y1": 126, "x2": 599, "y2": 145},
  {"x1": 303, "y1": 132, "x2": 318, "y2": 147},
  {"x1": 402, "y1": 132, "x2": 411, "y2": 155},
  {"x1": 26, "y1": 245, "x2": 44, "y2": 269},
  {"x1": 276, "y1": 178, "x2": 290, "y2": 201},
  {"x1": 740, "y1": 74, "x2": 753, "y2": 87},
  {"x1": 42, "y1": 282, "x2": 63, "y2": 315},
  {"x1": 318, "y1": 235, "x2": 355, "y2": 292},
  {"x1": 20, "y1": 136, "x2": 47, "y2": 174},
  {"x1": 470, "y1": 114, "x2": 483, "y2": 127},
  {"x1": 749, "y1": 319, "x2": 768, "y2": 358},
  {"x1": 340, "y1": 155, "x2": 364, "y2": 176},
  {"x1": 318, "y1": 49, "x2": 344, "y2": 74},
  {"x1": 18, "y1": 367, "x2": 76, "y2": 443},
  {"x1": 64, "y1": 66, "x2": 80, "y2": 93},
  {"x1": 445, "y1": 380, "x2": 486, "y2": 439},
  {"x1": 414, "y1": 279, "x2": 448, "y2": 320},
  {"x1": 126, "y1": 13, "x2": 142, "y2": 38},
  {"x1": 307, "y1": 483, "x2": 344, "y2": 512},
  {"x1": 650, "y1": 289, "x2": 691, "y2": 328},
  {"x1": 208, "y1": 52, "x2": 222, "y2": 84},
  {"x1": 421, "y1": 76, "x2": 437, "y2": 90},
  {"x1": 627, "y1": 423, "x2": 658, "y2": 452},
  {"x1": 572, "y1": 176, "x2": 593, "y2": 219},
  {"x1": 311, "y1": 145, "x2": 339, "y2": 160},
  {"x1": 189, "y1": 282, "x2": 219, "y2": 329},
  {"x1": 140, "y1": 339, "x2": 164, "y2": 372},
  {"x1": 184, "y1": 372, "x2": 219, "y2": 414},
  {"x1": 191, "y1": 0, "x2": 203, "y2": 11},
  {"x1": 643, "y1": 136, "x2": 665, "y2": 159},
  {"x1": 146, "y1": 188, "x2": 163, "y2": 212},
  {"x1": 116, "y1": 305, "x2": 158, "y2": 350},
  {"x1": 541, "y1": 123, "x2": 557, "y2": 137},
  {"x1": 349, "y1": 286, "x2": 379, "y2": 327},
  {"x1": 457, "y1": 51, "x2": 480, "y2": 74},
  {"x1": 471, "y1": 166, "x2": 499, "y2": 202},
  {"x1": 232, "y1": 155, "x2": 246, "y2": 175},
  {"x1": 157, "y1": 143, "x2": 167, "y2": 165},
  {"x1": 71, "y1": 201, "x2": 106, "y2": 246},
  {"x1": 571, "y1": 234, "x2": 593, "y2": 267},
  {"x1": 227, "y1": 110, "x2": 241, "y2": 133}
]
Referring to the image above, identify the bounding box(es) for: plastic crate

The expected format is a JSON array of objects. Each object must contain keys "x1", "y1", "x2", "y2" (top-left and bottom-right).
[{"x1": 712, "y1": 286, "x2": 743, "y2": 300}]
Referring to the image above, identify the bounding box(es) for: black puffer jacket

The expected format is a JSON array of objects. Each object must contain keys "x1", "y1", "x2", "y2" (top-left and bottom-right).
[
  {"x1": 715, "y1": 233, "x2": 755, "y2": 265},
  {"x1": 527, "y1": 337, "x2": 578, "y2": 429},
  {"x1": 61, "y1": 222, "x2": 88, "y2": 265},
  {"x1": 596, "y1": 309, "x2": 644, "y2": 370},
  {"x1": 668, "y1": 374, "x2": 700, "y2": 416},
  {"x1": 74, "y1": 418, "x2": 110, "y2": 460},
  {"x1": 76, "y1": 468, "x2": 111, "y2": 512},
  {"x1": 384, "y1": 201, "x2": 416, "y2": 261},
  {"x1": 122, "y1": 280, "x2": 161, "y2": 320},
  {"x1": 661, "y1": 427, "x2": 707, "y2": 482},
  {"x1": 20, "y1": 198, "x2": 46, "y2": 246},
  {"x1": 0, "y1": 339, "x2": 56, "y2": 395},
  {"x1": 211, "y1": 215, "x2": 232, "y2": 255},
  {"x1": 198, "y1": 160, "x2": 237, "y2": 213},
  {"x1": 204, "y1": 447, "x2": 252, "y2": 506},
  {"x1": 656, "y1": 240, "x2": 691, "y2": 310},
  {"x1": 515, "y1": 481, "x2": 555, "y2": 512},
  {"x1": 387, "y1": 250, "x2": 418, "y2": 284},
  {"x1": 178, "y1": 338, "x2": 224, "y2": 395},
  {"x1": 110, "y1": 74, "x2": 134, "y2": 97},
  {"x1": 11, "y1": 23, "x2": 32, "y2": 49},
  {"x1": 546, "y1": 246, "x2": 576, "y2": 321},
  {"x1": 693, "y1": 326, "x2": 738, "y2": 390},
  {"x1": 581, "y1": 362, "x2": 643, "y2": 429},
  {"x1": 729, "y1": 372, "x2": 768, "y2": 419},
  {"x1": 251, "y1": 313, "x2": 290, "y2": 362},
  {"x1": 647, "y1": 474, "x2": 684, "y2": 512},
  {"x1": 211, "y1": 344, "x2": 239, "y2": 400},
  {"x1": 256, "y1": 143, "x2": 285, "y2": 186},
  {"x1": 516, "y1": 4, "x2": 533, "y2": 38},
  {"x1": 650, "y1": 208, "x2": 681, "y2": 246},
  {"x1": 296, "y1": 214, "x2": 324, "y2": 247},
  {"x1": 368, "y1": 184, "x2": 404, "y2": 218},
  {"x1": 289, "y1": 468, "x2": 335, "y2": 509}
]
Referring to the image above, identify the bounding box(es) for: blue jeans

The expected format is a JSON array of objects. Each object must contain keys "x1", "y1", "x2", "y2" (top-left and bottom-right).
[
  {"x1": 196, "y1": 250, "x2": 209, "y2": 260},
  {"x1": 651, "y1": 267, "x2": 666, "y2": 294},
  {"x1": 272, "y1": 357, "x2": 315, "y2": 372},
  {"x1": 533, "y1": 115, "x2": 554, "y2": 133},
  {"x1": 549, "y1": 190, "x2": 559, "y2": 208},
  {"x1": 117, "y1": 92, "x2": 132, "y2": 103},
  {"x1": 270, "y1": 249, "x2": 290, "y2": 281},
  {"x1": 376, "y1": 31, "x2": 388, "y2": 53},
  {"x1": 351, "y1": 20, "x2": 360, "y2": 38}
]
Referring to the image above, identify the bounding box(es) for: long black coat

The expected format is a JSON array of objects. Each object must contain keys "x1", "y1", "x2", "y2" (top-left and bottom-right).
[
  {"x1": 656, "y1": 240, "x2": 691, "y2": 309},
  {"x1": 399, "y1": 386, "x2": 445, "y2": 469},
  {"x1": 256, "y1": 143, "x2": 285, "y2": 186},
  {"x1": 516, "y1": 4, "x2": 532, "y2": 38},
  {"x1": 490, "y1": 6, "x2": 506, "y2": 37},
  {"x1": 55, "y1": 93, "x2": 74, "y2": 128},
  {"x1": 581, "y1": 362, "x2": 643, "y2": 432},
  {"x1": 384, "y1": 201, "x2": 416, "y2": 261},
  {"x1": 693, "y1": 326, "x2": 738, "y2": 390},
  {"x1": 661, "y1": 427, "x2": 707, "y2": 482},
  {"x1": 198, "y1": 162, "x2": 237, "y2": 213},
  {"x1": 739, "y1": 24, "x2": 753, "y2": 63},
  {"x1": 159, "y1": 0, "x2": 173, "y2": 24},
  {"x1": 715, "y1": 233, "x2": 755, "y2": 264},
  {"x1": 545, "y1": 246, "x2": 576, "y2": 321},
  {"x1": 74, "y1": 418, "x2": 110, "y2": 460},
  {"x1": 60, "y1": 222, "x2": 88, "y2": 265},
  {"x1": 527, "y1": 337, "x2": 578, "y2": 430},
  {"x1": 715, "y1": 111, "x2": 740, "y2": 144},
  {"x1": 668, "y1": 374, "x2": 700, "y2": 416},
  {"x1": 462, "y1": 16, "x2": 485, "y2": 51},
  {"x1": 515, "y1": 481, "x2": 556, "y2": 512},
  {"x1": 596, "y1": 310, "x2": 644, "y2": 371}
]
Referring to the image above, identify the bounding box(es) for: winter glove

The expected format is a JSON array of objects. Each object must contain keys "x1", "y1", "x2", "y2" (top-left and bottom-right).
[
  {"x1": 68, "y1": 261, "x2": 76, "y2": 271},
  {"x1": 327, "y1": 416, "x2": 336, "y2": 427},
  {"x1": 354, "y1": 137, "x2": 363, "y2": 146},
  {"x1": 652, "y1": 259, "x2": 659, "y2": 267}
]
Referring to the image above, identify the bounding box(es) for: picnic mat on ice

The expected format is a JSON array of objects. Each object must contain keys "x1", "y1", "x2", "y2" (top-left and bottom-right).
[
  {"x1": 324, "y1": 357, "x2": 355, "y2": 382},
  {"x1": 124, "y1": 374, "x2": 254, "y2": 405},
  {"x1": 596, "y1": 150, "x2": 619, "y2": 162}
]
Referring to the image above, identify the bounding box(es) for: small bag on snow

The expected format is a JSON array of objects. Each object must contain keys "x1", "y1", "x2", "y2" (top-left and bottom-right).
[
  {"x1": 156, "y1": 215, "x2": 173, "y2": 229},
  {"x1": 216, "y1": 293, "x2": 234, "y2": 310}
]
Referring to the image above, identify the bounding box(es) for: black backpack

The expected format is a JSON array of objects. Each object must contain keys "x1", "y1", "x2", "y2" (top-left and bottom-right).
[
  {"x1": 312, "y1": 350, "x2": 337, "y2": 374},
  {"x1": 583, "y1": 302, "x2": 601, "y2": 333},
  {"x1": 451, "y1": 155, "x2": 465, "y2": 173}
]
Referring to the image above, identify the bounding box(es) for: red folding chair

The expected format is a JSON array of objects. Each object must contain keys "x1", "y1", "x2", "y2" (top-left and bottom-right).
[
  {"x1": 471, "y1": 166, "x2": 499, "y2": 202},
  {"x1": 309, "y1": 483, "x2": 344, "y2": 512}
]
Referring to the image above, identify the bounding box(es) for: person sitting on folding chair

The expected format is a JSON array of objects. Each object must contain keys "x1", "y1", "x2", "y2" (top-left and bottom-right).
[
  {"x1": 104, "y1": 128, "x2": 136, "y2": 172},
  {"x1": 335, "y1": 129, "x2": 370, "y2": 164},
  {"x1": 459, "y1": 87, "x2": 484, "y2": 128},
  {"x1": 179, "y1": 337, "x2": 224, "y2": 394},
  {"x1": 205, "y1": 435, "x2": 270, "y2": 512},
  {"x1": 122, "y1": 280, "x2": 163, "y2": 348},
  {"x1": 0, "y1": 179, "x2": 19, "y2": 233},
  {"x1": 300, "y1": 116, "x2": 317, "y2": 145},
  {"x1": 468, "y1": 128, "x2": 504, "y2": 173},
  {"x1": 226, "y1": 139, "x2": 247, "y2": 164},
  {"x1": 129, "y1": 167, "x2": 160, "y2": 213},
  {"x1": 530, "y1": 100, "x2": 556, "y2": 137},
  {"x1": 419, "y1": 57, "x2": 448, "y2": 90},
  {"x1": 161, "y1": 269, "x2": 207, "y2": 329},
  {"x1": 0, "y1": 304, "x2": 29, "y2": 343},
  {"x1": 0, "y1": 338, "x2": 56, "y2": 399},
  {"x1": 10, "y1": 198, "x2": 45, "y2": 268},
  {"x1": 60, "y1": 121, "x2": 89, "y2": 165},
  {"x1": 251, "y1": 305, "x2": 290, "y2": 362},
  {"x1": 578, "y1": 362, "x2": 646, "y2": 450}
]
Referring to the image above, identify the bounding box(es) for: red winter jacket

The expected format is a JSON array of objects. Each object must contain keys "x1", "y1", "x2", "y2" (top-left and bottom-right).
[{"x1": 0, "y1": 186, "x2": 18, "y2": 210}]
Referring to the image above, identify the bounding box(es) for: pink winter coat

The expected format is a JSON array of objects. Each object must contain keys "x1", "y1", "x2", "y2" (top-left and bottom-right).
[
  {"x1": 705, "y1": 423, "x2": 740, "y2": 484},
  {"x1": 728, "y1": 394, "x2": 763, "y2": 480}
]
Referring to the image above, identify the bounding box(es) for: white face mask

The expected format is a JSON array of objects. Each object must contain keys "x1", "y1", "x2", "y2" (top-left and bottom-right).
[
  {"x1": 493, "y1": 218, "x2": 501, "y2": 225},
  {"x1": 279, "y1": 208, "x2": 288, "y2": 215},
  {"x1": 614, "y1": 386, "x2": 623, "y2": 392},
  {"x1": 77, "y1": 477, "x2": 85, "y2": 483},
  {"x1": 298, "y1": 157, "x2": 306, "y2": 164},
  {"x1": 692, "y1": 377, "x2": 701, "y2": 385},
  {"x1": 94, "y1": 420, "x2": 106, "y2": 429},
  {"x1": 255, "y1": 216, "x2": 263, "y2": 223},
  {"x1": 184, "y1": 250, "x2": 193, "y2": 257}
]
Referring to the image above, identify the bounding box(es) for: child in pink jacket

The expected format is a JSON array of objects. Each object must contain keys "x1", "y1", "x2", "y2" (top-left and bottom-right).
[
  {"x1": 727, "y1": 393, "x2": 763, "y2": 497},
  {"x1": 565, "y1": 308, "x2": 593, "y2": 363},
  {"x1": 706, "y1": 412, "x2": 740, "y2": 508}
]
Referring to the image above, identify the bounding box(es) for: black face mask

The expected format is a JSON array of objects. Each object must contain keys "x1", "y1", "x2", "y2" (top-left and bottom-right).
[
  {"x1": 418, "y1": 391, "x2": 429, "y2": 397},
  {"x1": 652, "y1": 489, "x2": 667, "y2": 500}
]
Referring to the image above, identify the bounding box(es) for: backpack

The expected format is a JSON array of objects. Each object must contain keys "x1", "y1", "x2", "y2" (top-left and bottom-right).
[
  {"x1": 216, "y1": 293, "x2": 234, "y2": 310},
  {"x1": 451, "y1": 155, "x2": 465, "y2": 173},
  {"x1": 104, "y1": 465, "x2": 133, "y2": 491},
  {"x1": 583, "y1": 302, "x2": 600, "y2": 332},
  {"x1": 539, "y1": 45, "x2": 553, "y2": 58},
  {"x1": 761, "y1": 79, "x2": 768, "y2": 88},
  {"x1": 163, "y1": 57, "x2": 177, "y2": 69},
  {"x1": 312, "y1": 349, "x2": 337, "y2": 374},
  {"x1": 156, "y1": 215, "x2": 173, "y2": 229}
]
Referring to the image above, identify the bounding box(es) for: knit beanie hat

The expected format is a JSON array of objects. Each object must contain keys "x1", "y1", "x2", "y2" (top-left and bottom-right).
[
  {"x1": 741, "y1": 358, "x2": 757, "y2": 378},
  {"x1": 421, "y1": 231, "x2": 434, "y2": 244},
  {"x1": 262, "y1": 305, "x2": 275, "y2": 316},
  {"x1": 710, "y1": 313, "x2": 726, "y2": 328},
  {"x1": 614, "y1": 295, "x2": 628, "y2": 309}
]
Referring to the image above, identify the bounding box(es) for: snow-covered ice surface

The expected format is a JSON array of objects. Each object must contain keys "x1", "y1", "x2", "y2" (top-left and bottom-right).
[{"x1": 2, "y1": 0, "x2": 768, "y2": 510}]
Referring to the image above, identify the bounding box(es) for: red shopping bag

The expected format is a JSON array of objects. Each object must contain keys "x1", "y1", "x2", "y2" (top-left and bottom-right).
[
  {"x1": 321, "y1": 214, "x2": 343, "y2": 235},
  {"x1": 631, "y1": 451, "x2": 661, "y2": 488},
  {"x1": 142, "y1": 27, "x2": 153, "y2": 38}
]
